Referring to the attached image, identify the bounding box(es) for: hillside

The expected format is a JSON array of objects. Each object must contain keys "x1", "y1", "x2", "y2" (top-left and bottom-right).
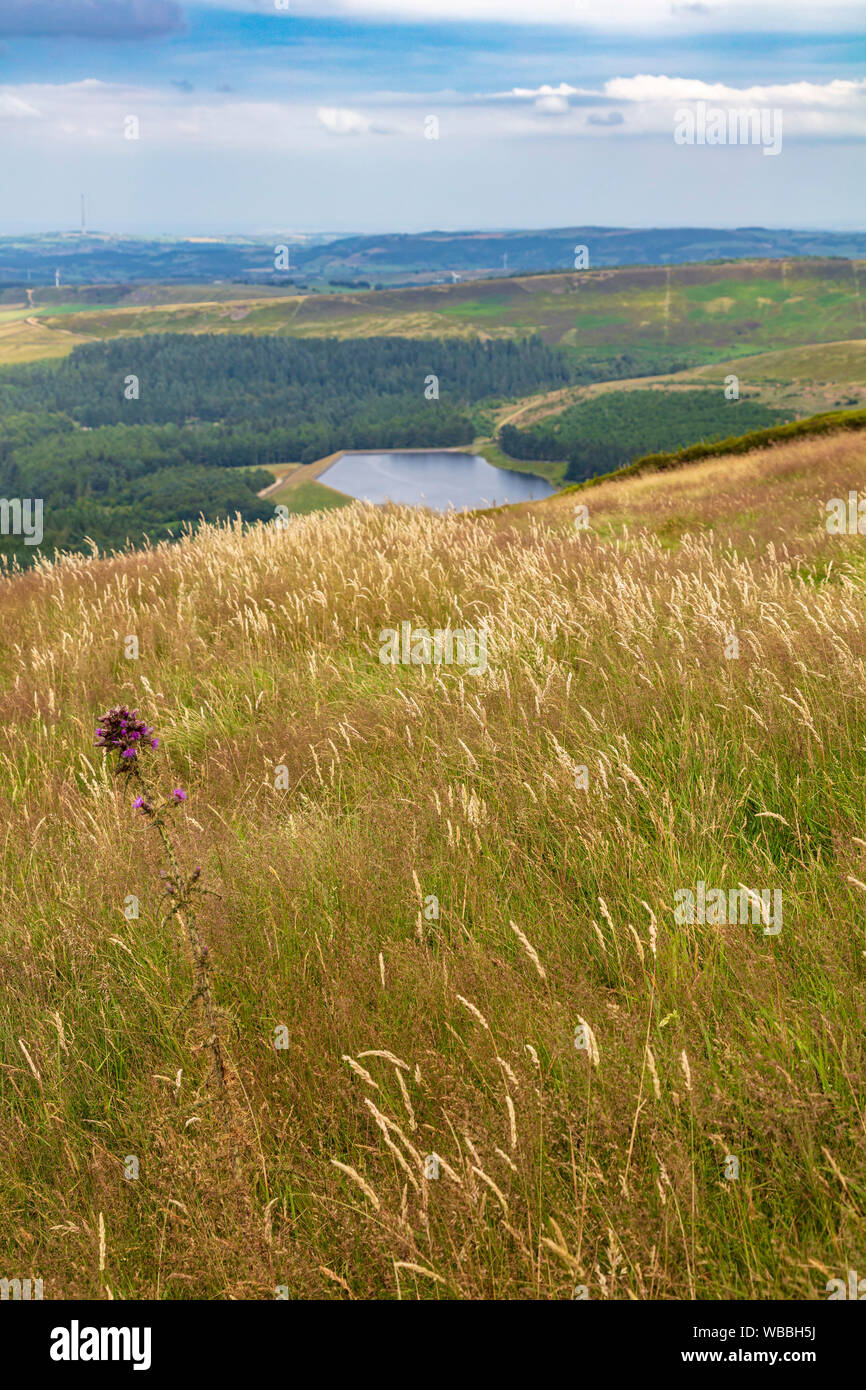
[
  {"x1": 5, "y1": 227, "x2": 866, "y2": 287},
  {"x1": 0, "y1": 258, "x2": 863, "y2": 369},
  {"x1": 487, "y1": 340, "x2": 866, "y2": 434},
  {"x1": 2, "y1": 425, "x2": 865, "y2": 1299},
  {"x1": 288, "y1": 226, "x2": 866, "y2": 279},
  {"x1": 498, "y1": 388, "x2": 788, "y2": 479},
  {"x1": 3, "y1": 228, "x2": 866, "y2": 287}
]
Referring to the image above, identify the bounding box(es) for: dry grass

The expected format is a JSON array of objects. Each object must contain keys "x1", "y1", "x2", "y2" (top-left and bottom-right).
[{"x1": 1, "y1": 428, "x2": 865, "y2": 1299}]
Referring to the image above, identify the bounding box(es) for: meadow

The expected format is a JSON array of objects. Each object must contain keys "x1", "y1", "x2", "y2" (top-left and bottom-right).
[{"x1": 1, "y1": 423, "x2": 864, "y2": 1299}]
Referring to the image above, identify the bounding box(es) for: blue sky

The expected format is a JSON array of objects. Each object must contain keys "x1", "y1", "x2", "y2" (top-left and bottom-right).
[{"x1": 0, "y1": 0, "x2": 863, "y2": 234}]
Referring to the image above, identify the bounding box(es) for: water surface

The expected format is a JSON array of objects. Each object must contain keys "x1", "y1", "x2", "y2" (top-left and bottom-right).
[{"x1": 321, "y1": 450, "x2": 555, "y2": 510}]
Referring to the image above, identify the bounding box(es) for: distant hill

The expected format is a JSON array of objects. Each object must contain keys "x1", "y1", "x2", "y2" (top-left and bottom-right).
[
  {"x1": 1, "y1": 226, "x2": 865, "y2": 287},
  {"x1": 294, "y1": 226, "x2": 866, "y2": 279}
]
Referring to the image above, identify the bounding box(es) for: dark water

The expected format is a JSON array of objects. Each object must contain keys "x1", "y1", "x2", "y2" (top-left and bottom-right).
[{"x1": 321, "y1": 450, "x2": 555, "y2": 510}]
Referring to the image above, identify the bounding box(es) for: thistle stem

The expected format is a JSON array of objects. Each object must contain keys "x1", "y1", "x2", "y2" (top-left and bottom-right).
[{"x1": 129, "y1": 763, "x2": 230, "y2": 1107}]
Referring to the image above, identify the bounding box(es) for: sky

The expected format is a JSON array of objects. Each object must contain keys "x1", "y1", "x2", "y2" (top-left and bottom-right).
[{"x1": 0, "y1": 0, "x2": 863, "y2": 235}]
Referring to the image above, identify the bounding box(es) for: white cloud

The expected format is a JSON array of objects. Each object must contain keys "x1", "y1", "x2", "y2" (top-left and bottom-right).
[
  {"x1": 0, "y1": 91, "x2": 40, "y2": 119},
  {"x1": 510, "y1": 84, "x2": 585, "y2": 100},
  {"x1": 535, "y1": 95, "x2": 570, "y2": 115},
  {"x1": 595, "y1": 74, "x2": 866, "y2": 140},
  {"x1": 1, "y1": 71, "x2": 863, "y2": 154},
  {"x1": 604, "y1": 75, "x2": 866, "y2": 108},
  {"x1": 195, "y1": 0, "x2": 866, "y2": 30},
  {"x1": 487, "y1": 73, "x2": 866, "y2": 138},
  {"x1": 316, "y1": 105, "x2": 371, "y2": 135}
]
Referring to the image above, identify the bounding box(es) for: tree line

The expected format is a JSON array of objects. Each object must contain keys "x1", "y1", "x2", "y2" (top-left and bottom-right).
[
  {"x1": 0, "y1": 333, "x2": 575, "y2": 561},
  {"x1": 498, "y1": 388, "x2": 788, "y2": 482}
]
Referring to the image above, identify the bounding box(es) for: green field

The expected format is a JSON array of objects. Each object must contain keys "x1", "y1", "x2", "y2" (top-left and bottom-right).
[
  {"x1": 271, "y1": 478, "x2": 354, "y2": 514},
  {"x1": 1, "y1": 259, "x2": 863, "y2": 370}
]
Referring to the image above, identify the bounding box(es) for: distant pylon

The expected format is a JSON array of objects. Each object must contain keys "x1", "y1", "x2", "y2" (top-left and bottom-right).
[{"x1": 55, "y1": 268, "x2": 61, "y2": 287}]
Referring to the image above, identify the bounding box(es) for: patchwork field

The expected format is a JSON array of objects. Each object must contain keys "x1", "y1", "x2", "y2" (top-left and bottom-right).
[
  {"x1": 0, "y1": 259, "x2": 863, "y2": 369},
  {"x1": 1, "y1": 424, "x2": 865, "y2": 1299}
]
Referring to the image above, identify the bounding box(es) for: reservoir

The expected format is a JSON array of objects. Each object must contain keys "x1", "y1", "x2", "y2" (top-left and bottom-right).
[{"x1": 320, "y1": 450, "x2": 555, "y2": 510}]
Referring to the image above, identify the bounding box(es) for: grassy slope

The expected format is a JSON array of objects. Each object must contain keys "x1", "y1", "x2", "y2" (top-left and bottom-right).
[
  {"x1": 1, "y1": 428, "x2": 865, "y2": 1300},
  {"x1": 474, "y1": 342, "x2": 866, "y2": 487},
  {"x1": 687, "y1": 338, "x2": 866, "y2": 388},
  {"x1": 0, "y1": 314, "x2": 92, "y2": 364},
  {"x1": 271, "y1": 478, "x2": 354, "y2": 515},
  {"x1": 0, "y1": 258, "x2": 863, "y2": 365},
  {"x1": 483, "y1": 341, "x2": 866, "y2": 435}
]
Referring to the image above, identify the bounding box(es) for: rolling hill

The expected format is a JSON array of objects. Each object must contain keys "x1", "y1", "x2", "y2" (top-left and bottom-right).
[
  {"x1": 3, "y1": 226, "x2": 866, "y2": 287},
  {"x1": 0, "y1": 259, "x2": 861, "y2": 376}
]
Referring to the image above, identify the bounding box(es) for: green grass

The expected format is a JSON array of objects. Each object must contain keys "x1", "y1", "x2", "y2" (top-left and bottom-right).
[
  {"x1": 472, "y1": 440, "x2": 567, "y2": 485},
  {"x1": 272, "y1": 479, "x2": 354, "y2": 514},
  {"x1": 1, "y1": 424, "x2": 864, "y2": 1299}
]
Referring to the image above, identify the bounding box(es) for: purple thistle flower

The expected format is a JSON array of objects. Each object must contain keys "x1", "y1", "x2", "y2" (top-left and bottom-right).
[
  {"x1": 172, "y1": 788, "x2": 187, "y2": 801},
  {"x1": 94, "y1": 706, "x2": 158, "y2": 763}
]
